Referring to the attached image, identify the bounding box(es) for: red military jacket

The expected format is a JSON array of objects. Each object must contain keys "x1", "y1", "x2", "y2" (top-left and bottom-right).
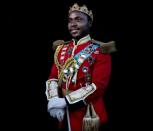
[{"x1": 48, "y1": 35, "x2": 112, "y2": 131}]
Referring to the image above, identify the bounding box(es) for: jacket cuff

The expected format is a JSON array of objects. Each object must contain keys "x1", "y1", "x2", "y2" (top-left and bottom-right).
[
  {"x1": 45, "y1": 79, "x2": 58, "y2": 100},
  {"x1": 65, "y1": 83, "x2": 96, "y2": 104}
]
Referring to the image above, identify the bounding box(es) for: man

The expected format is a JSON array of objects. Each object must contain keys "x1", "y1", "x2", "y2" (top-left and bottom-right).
[{"x1": 46, "y1": 3, "x2": 116, "y2": 131}]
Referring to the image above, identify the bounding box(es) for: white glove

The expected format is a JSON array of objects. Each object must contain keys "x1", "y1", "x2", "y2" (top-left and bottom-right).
[
  {"x1": 49, "y1": 108, "x2": 57, "y2": 117},
  {"x1": 48, "y1": 97, "x2": 67, "y2": 111},
  {"x1": 49, "y1": 108, "x2": 65, "y2": 122}
]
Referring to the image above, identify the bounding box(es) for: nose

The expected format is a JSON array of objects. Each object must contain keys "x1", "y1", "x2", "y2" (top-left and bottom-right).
[{"x1": 70, "y1": 21, "x2": 77, "y2": 27}]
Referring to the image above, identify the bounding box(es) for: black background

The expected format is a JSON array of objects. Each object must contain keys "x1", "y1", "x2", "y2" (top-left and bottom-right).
[{"x1": 4, "y1": 0, "x2": 150, "y2": 130}]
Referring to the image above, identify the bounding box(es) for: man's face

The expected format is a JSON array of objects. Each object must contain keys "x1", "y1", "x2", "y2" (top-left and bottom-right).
[{"x1": 68, "y1": 11, "x2": 91, "y2": 39}]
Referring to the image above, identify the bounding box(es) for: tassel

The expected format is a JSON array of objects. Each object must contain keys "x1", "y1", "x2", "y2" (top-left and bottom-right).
[
  {"x1": 90, "y1": 104, "x2": 100, "y2": 131},
  {"x1": 82, "y1": 104, "x2": 92, "y2": 131}
]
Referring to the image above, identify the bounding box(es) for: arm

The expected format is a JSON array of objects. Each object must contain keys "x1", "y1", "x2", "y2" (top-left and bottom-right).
[{"x1": 86, "y1": 53, "x2": 111, "y2": 102}]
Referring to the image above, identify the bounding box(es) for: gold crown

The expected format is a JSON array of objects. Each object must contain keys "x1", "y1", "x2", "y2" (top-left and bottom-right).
[{"x1": 69, "y1": 3, "x2": 93, "y2": 21}]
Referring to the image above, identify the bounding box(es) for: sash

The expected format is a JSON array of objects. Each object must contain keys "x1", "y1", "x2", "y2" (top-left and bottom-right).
[
  {"x1": 58, "y1": 43, "x2": 99, "y2": 86},
  {"x1": 73, "y1": 44, "x2": 99, "y2": 67}
]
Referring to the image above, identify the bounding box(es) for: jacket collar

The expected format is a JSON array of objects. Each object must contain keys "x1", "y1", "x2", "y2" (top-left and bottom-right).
[{"x1": 72, "y1": 34, "x2": 91, "y2": 45}]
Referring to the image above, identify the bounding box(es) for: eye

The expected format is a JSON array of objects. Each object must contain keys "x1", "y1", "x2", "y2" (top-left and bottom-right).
[
  {"x1": 68, "y1": 18, "x2": 72, "y2": 23},
  {"x1": 76, "y1": 17, "x2": 82, "y2": 22}
]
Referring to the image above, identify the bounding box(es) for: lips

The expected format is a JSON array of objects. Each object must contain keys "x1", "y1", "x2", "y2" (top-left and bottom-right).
[
  {"x1": 70, "y1": 28, "x2": 79, "y2": 34},
  {"x1": 71, "y1": 30, "x2": 78, "y2": 33}
]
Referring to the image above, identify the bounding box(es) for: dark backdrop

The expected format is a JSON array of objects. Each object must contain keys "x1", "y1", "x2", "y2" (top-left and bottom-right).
[{"x1": 5, "y1": 0, "x2": 146, "y2": 130}]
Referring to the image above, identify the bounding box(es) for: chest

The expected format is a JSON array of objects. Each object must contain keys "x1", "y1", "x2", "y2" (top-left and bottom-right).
[{"x1": 58, "y1": 44, "x2": 98, "y2": 66}]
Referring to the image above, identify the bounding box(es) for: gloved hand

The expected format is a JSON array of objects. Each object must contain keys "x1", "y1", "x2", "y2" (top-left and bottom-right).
[
  {"x1": 49, "y1": 108, "x2": 57, "y2": 117},
  {"x1": 49, "y1": 108, "x2": 65, "y2": 122},
  {"x1": 48, "y1": 97, "x2": 67, "y2": 111}
]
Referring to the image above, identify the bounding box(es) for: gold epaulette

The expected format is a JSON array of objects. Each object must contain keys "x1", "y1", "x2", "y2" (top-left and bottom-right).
[
  {"x1": 92, "y1": 39, "x2": 117, "y2": 53},
  {"x1": 52, "y1": 40, "x2": 64, "y2": 51},
  {"x1": 52, "y1": 40, "x2": 72, "y2": 51}
]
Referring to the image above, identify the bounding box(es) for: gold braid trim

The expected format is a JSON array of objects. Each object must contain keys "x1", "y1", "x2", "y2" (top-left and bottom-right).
[
  {"x1": 58, "y1": 57, "x2": 75, "y2": 87},
  {"x1": 54, "y1": 45, "x2": 64, "y2": 76}
]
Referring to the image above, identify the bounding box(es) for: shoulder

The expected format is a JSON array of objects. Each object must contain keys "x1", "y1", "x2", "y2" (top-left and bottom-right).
[
  {"x1": 91, "y1": 39, "x2": 117, "y2": 54},
  {"x1": 52, "y1": 40, "x2": 71, "y2": 51}
]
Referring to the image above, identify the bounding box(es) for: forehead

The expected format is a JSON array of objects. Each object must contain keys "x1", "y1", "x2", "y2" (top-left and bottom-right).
[{"x1": 68, "y1": 11, "x2": 88, "y2": 19}]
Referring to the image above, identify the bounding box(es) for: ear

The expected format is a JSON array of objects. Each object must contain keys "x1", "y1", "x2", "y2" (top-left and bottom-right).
[{"x1": 88, "y1": 20, "x2": 92, "y2": 28}]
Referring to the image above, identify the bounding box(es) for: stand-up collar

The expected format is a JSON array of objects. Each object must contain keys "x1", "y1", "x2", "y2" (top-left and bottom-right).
[{"x1": 72, "y1": 35, "x2": 91, "y2": 45}]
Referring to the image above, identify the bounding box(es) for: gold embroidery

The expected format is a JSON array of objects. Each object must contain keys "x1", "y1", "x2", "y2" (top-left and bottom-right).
[
  {"x1": 65, "y1": 83, "x2": 96, "y2": 104},
  {"x1": 45, "y1": 80, "x2": 58, "y2": 99}
]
